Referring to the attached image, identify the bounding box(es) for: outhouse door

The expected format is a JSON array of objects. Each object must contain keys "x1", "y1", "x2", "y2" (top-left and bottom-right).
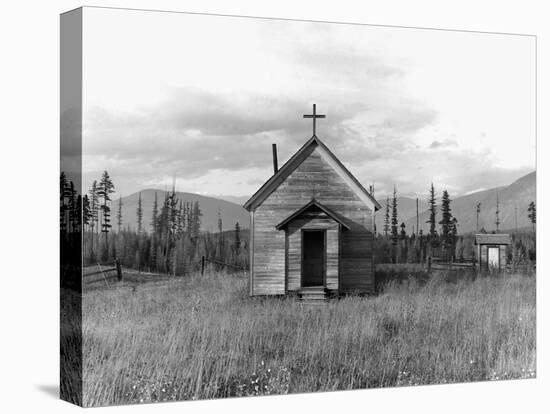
[
  {"x1": 488, "y1": 246, "x2": 500, "y2": 269},
  {"x1": 302, "y1": 229, "x2": 326, "y2": 287}
]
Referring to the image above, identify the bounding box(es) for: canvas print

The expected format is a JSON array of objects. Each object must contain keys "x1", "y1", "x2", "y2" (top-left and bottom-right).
[{"x1": 60, "y1": 7, "x2": 536, "y2": 407}]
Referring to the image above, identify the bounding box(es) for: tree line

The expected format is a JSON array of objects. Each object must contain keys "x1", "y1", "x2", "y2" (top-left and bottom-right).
[
  {"x1": 60, "y1": 171, "x2": 248, "y2": 276},
  {"x1": 61, "y1": 172, "x2": 535, "y2": 273},
  {"x1": 376, "y1": 183, "x2": 536, "y2": 264}
]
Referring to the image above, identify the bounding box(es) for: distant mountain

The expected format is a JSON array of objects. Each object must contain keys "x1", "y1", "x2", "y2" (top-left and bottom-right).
[
  {"x1": 211, "y1": 194, "x2": 250, "y2": 206},
  {"x1": 118, "y1": 189, "x2": 249, "y2": 232},
  {"x1": 400, "y1": 171, "x2": 535, "y2": 234},
  {"x1": 115, "y1": 172, "x2": 535, "y2": 235}
]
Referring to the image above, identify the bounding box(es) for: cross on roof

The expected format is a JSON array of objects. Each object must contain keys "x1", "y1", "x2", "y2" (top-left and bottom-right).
[{"x1": 303, "y1": 104, "x2": 326, "y2": 137}]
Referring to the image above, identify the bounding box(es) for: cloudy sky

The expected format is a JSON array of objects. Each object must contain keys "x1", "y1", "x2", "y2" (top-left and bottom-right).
[{"x1": 82, "y1": 7, "x2": 535, "y2": 201}]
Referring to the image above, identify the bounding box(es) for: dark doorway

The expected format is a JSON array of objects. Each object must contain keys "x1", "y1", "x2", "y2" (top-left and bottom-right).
[{"x1": 302, "y1": 230, "x2": 325, "y2": 287}]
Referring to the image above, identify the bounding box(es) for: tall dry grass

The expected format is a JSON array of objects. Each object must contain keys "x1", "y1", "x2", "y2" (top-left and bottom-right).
[{"x1": 82, "y1": 270, "x2": 535, "y2": 407}]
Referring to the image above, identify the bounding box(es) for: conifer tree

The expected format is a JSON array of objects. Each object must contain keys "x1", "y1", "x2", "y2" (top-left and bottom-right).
[
  {"x1": 439, "y1": 190, "x2": 456, "y2": 255},
  {"x1": 136, "y1": 192, "x2": 143, "y2": 234},
  {"x1": 168, "y1": 188, "x2": 179, "y2": 236},
  {"x1": 427, "y1": 183, "x2": 437, "y2": 243},
  {"x1": 82, "y1": 194, "x2": 91, "y2": 232},
  {"x1": 151, "y1": 192, "x2": 158, "y2": 234},
  {"x1": 528, "y1": 201, "x2": 536, "y2": 233},
  {"x1": 383, "y1": 196, "x2": 390, "y2": 237},
  {"x1": 88, "y1": 180, "x2": 99, "y2": 257},
  {"x1": 495, "y1": 192, "x2": 501, "y2": 232},
  {"x1": 116, "y1": 195, "x2": 123, "y2": 233},
  {"x1": 191, "y1": 201, "x2": 202, "y2": 244},
  {"x1": 391, "y1": 187, "x2": 398, "y2": 246},
  {"x1": 60, "y1": 172, "x2": 71, "y2": 233},
  {"x1": 176, "y1": 199, "x2": 184, "y2": 235},
  {"x1": 67, "y1": 181, "x2": 77, "y2": 233},
  {"x1": 97, "y1": 170, "x2": 115, "y2": 253}
]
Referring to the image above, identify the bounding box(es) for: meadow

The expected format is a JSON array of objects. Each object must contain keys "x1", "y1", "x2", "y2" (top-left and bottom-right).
[{"x1": 81, "y1": 269, "x2": 535, "y2": 407}]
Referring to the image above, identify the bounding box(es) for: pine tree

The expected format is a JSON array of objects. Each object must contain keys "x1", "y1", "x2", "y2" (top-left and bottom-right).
[
  {"x1": 495, "y1": 192, "x2": 501, "y2": 232},
  {"x1": 476, "y1": 202, "x2": 481, "y2": 232},
  {"x1": 439, "y1": 190, "x2": 456, "y2": 256},
  {"x1": 151, "y1": 192, "x2": 158, "y2": 234},
  {"x1": 88, "y1": 180, "x2": 99, "y2": 258},
  {"x1": 60, "y1": 172, "x2": 71, "y2": 233},
  {"x1": 67, "y1": 180, "x2": 77, "y2": 233},
  {"x1": 391, "y1": 187, "x2": 398, "y2": 246},
  {"x1": 191, "y1": 201, "x2": 202, "y2": 244},
  {"x1": 383, "y1": 196, "x2": 390, "y2": 237},
  {"x1": 176, "y1": 199, "x2": 184, "y2": 235},
  {"x1": 168, "y1": 188, "x2": 179, "y2": 236},
  {"x1": 427, "y1": 183, "x2": 437, "y2": 240},
  {"x1": 82, "y1": 194, "x2": 91, "y2": 231},
  {"x1": 136, "y1": 192, "x2": 143, "y2": 234},
  {"x1": 116, "y1": 195, "x2": 123, "y2": 233},
  {"x1": 527, "y1": 201, "x2": 536, "y2": 233},
  {"x1": 97, "y1": 170, "x2": 115, "y2": 256}
]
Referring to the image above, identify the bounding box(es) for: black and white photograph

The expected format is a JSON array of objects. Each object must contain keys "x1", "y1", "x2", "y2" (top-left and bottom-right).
[{"x1": 55, "y1": 3, "x2": 541, "y2": 410}]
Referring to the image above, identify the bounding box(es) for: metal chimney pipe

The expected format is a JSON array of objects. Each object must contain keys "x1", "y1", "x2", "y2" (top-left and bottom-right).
[{"x1": 272, "y1": 143, "x2": 278, "y2": 174}]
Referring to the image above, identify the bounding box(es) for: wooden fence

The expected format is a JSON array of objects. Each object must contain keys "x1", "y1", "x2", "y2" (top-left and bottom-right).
[
  {"x1": 83, "y1": 259, "x2": 122, "y2": 285},
  {"x1": 201, "y1": 256, "x2": 247, "y2": 275},
  {"x1": 428, "y1": 257, "x2": 476, "y2": 273},
  {"x1": 83, "y1": 256, "x2": 245, "y2": 287}
]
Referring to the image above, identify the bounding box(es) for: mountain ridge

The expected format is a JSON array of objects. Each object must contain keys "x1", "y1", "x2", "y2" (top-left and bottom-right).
[{"x1": 115, "y1": 171, "x2": 535, "y2": 235}]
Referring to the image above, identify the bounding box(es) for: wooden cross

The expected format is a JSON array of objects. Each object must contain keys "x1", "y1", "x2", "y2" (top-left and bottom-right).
[{"x1": 303, "y1": 104, "x2": 326, "y2": 136}]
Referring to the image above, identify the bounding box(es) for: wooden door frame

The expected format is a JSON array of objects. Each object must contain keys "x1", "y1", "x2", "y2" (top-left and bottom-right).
[{"x1": 300, "y1": 228, "x2": 327, "y2": 288}]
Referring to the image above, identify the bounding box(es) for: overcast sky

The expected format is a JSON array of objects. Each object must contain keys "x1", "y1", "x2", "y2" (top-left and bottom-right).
[{"x1": 82, "y1": 8, "x2": 535, "y2": 201}]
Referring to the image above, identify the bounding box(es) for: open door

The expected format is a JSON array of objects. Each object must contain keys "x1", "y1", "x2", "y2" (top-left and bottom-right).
[
  {"x1": 302, "y1": 230, "x2": 325, "y2": 287},
  {"x1": 488, "y1": 246, "x2": 500, "y2": 269}
]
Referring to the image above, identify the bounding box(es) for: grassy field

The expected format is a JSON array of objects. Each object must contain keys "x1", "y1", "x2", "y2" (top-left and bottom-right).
[{"x1": 81, "y1": 269, "x2": 535, "y2": 407}]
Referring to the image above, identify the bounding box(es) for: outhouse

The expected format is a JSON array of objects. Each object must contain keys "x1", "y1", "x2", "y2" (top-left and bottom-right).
[{"x1": 474, "y1": 233, "x2": 511, "y2": 271}]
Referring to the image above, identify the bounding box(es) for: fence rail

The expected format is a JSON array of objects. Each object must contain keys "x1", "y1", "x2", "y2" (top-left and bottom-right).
[{"x1": 83, "y1": 260, "x2": 122, "y2": 285}]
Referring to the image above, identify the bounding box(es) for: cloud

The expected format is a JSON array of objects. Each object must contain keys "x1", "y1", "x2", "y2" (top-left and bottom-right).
[
  {"x1": 81, "y1": 80, "x2": 446, "y2": 199},
  {"x1": 357, "y1": 145, "x2": 531, "y2": 200},
  {"x1": 429, "y1": 139, "x2": 458, "y2": 149}
]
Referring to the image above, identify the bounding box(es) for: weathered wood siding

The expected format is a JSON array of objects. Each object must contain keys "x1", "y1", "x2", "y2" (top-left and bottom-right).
[
  {"x1": 477, "y1": 244, "x2": 507, "y2": 270},
  {"x1": 500, "y1": 245, "x2": 507, "y2": 268},
  {"x1": 252, "y1": 147, "x2": 374, "y2": 295}
]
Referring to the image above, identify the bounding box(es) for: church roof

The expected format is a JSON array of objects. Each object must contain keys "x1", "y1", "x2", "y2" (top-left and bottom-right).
[
  {"x1": 243, "y1": 135, "x2": 381, "y2": 211},
  {"x1": 275, "y1": 199, "x2": 351, "y2": 230}
]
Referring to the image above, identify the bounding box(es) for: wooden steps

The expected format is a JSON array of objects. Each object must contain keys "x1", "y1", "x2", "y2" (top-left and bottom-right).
[{"x1": 298, "y1": 286, "x2": 328, "y2": 303}]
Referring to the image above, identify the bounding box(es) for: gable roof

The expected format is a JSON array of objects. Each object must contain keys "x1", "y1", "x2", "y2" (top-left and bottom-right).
[
  {"x1": 275, "y1": 199, "x2": 351, "y2": 230},
  {"x1": 243, "y1": 135, "x2": 381, "y2": 211}
]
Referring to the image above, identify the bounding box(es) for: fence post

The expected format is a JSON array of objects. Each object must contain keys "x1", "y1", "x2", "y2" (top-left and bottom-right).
[
  {"x1": 201, "y1": 256, "x2": 205, "y2": 276},
  {"x1": 115, "y1": 258, "x2": 122, "y2": 282}
]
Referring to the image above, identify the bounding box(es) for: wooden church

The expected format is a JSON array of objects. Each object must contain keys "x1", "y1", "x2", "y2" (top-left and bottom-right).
[{"x1": 243, "y1": 105, "x2": 381, "y2": 298}]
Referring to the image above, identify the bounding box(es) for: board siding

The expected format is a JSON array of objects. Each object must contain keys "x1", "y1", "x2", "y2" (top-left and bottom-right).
[{"x1": 252, "y1": 147, "x2": 374, "y2": 295}]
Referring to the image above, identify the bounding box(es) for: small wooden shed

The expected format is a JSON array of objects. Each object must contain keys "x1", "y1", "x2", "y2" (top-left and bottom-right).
[
  {"x1": 474, "y1": 233, "x2": 511, "y2": 271},
  {"x1": 243, "y1": 135, "x2": 381, "y2": 297}
]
